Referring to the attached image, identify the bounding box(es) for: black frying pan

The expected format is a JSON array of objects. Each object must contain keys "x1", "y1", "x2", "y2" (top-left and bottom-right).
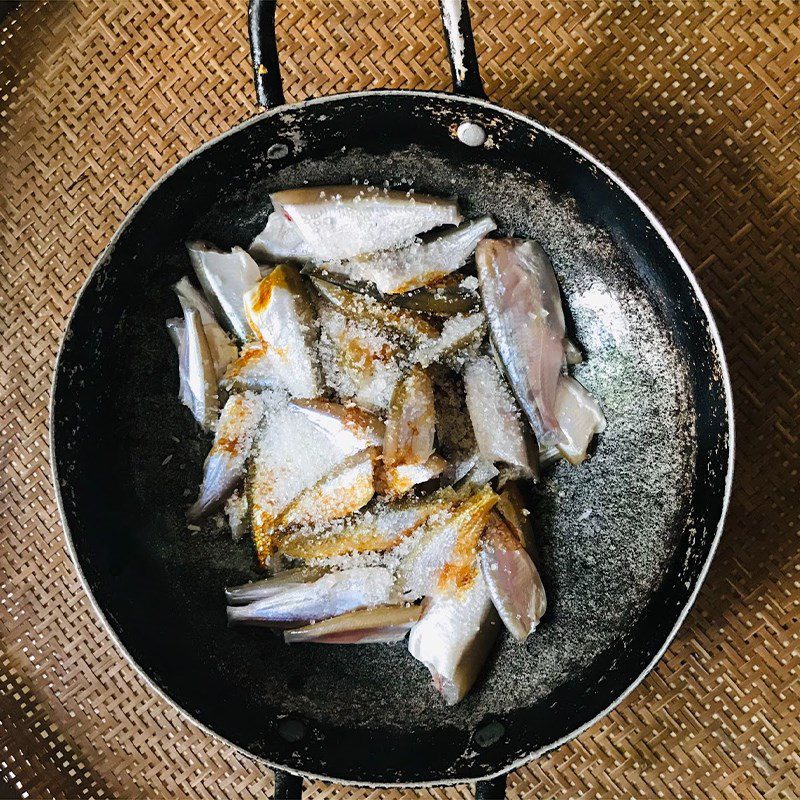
[{"x1": 51, "y1": 2, "x2": 734, "y2": 798}]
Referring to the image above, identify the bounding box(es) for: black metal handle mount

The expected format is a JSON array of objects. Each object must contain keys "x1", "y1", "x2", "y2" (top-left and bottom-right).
[
  {"x1": 475, "y1": 773, "x2": 508, "y2": 799},
  {"x1": 247, "y1": 0, "x2": 485, "y2": 109},
  {"x1": 273, "y1": 769, "x2": 303, "y2": 800}
]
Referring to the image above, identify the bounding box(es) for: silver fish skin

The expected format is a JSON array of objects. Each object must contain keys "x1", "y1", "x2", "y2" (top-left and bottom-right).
[
  {"x1": 187, "y1": 391, "x2": 265, "y2": 520},
  {"x1": 479, "y1": 510, "x2": 546, "y2": 641},
  {"x1": 283, "y1": 604, "x2": 421, "y2": 644},
  {"x1": 173, "y1": 277, "x2": 237, "y2": 379},
  {"x1": 476, "y1": 238, "x2": 566, "y2": 447},
  {"x1": 328, "y1": 215, "x2": 496, "y2": 295},
  {"x1": 249, "y1": 211, "x2": 313, "y2": 262},
  {"x1": 182, "y1": 307, "x2": 219, "y2": 432},
  {"x1": 463, "y1": 355, "x2": 536, "y2": 480},
  {"x1": 226, "y1": 566, "x2": 397, "y2": 627},
  {"x1": 290, "y1": 399, "x2": 385, "y2": 451},
  {"x1": 186, "y1": 241, "x2": 261, "y2": 340},
  {"x1": 552, "y1": 375, "x2": 606, "y2": 465},
  {"x1": 383, "y1": 366, "x2": 436, "y2": 467},
  {"x1": 225, "y1": 566, "x2": 330, "y2": 605},
  {"x1": 407, "y1": 570, "x2": 500, "y2": 705},
  {"x1": 270, "y1": 185, "x2": 462, "y2": 261},
  {"x1": 239, "y1": 265, "x2": 323, "y2": 398},
  {"x1": 165, "y1": 317, "x2": 193, "y2": 409}
]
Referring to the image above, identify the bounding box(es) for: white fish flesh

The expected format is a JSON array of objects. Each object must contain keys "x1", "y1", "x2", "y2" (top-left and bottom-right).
[
  {"x1": 316, "y1": 303, "x2": 403, "y2": 413},
  {"x1": 463, "y1": 355, "x2": 536, "y2": 480},
  {"x1": 383, "y1": 367, "x2": 436, "y2": 467},
  {"x1": 398, "y1": 484, "x2": 498, "y2": 600},
  {"x1": 249, "y1": 210, "x2": 313, "y2": 262},
  {"x1": 270, "y1": 185, "x2": 463, "y2": 261},
  {"x1": 279, "y1": 486, "x2": 459, "y2": 560},
  {"x1": 290, "y1": 399, "x2": 384, "y2": 451},
  {"x1": 181, "y1": 307, "x2": 219, "y2": 431},
  {"x1": 225, "y1": 490, "x2": 249, "y2": 541},
  {"x1": 239, "y1": 265, "x2": 323, "y2": 398},
  {"x1": 375, "y1": 454, "x2": 447, "y2": 500},
  {"x1": 226, "y1": 566, "x2": 397, "y2": 627},
  {"x1": 248, "y1": 396, "x2": 373, "y2": 567},
  {"x1": 312, "y1": 277, "x2": 440, "y2": 348},
  {"x1": 479, "y1": 510, "x2": 546, "y2": 641},
  {"x1": 225, "y1": 566, "x2": 329, "y2": 605},
  {"x1": 165, "y1": 317, "x2": 193, "y2": 409},
  {"x1": 186, "y1": 241, "x2": 261, "y2": 340},
  {"x1": 413, "y1": 312, "x2": 486, "y2": 369},
  {"x1": 187, "y1": 391, "x2": 265, "y2": 520},
  {"x1": 408, "y1": 569, "x2": 500, "y2": 705},
  {"x1": 326, "y1": 215, "x2": 496, "y2": 295},
  {"x1": 552, "y1": 375, "x2": 606, "y2": 465},
  {"x1": 274, "y1": 448, "x2": 376, "y2": 530},
  {"x1": 284, "y1": 604, "x2": 422, "y2": 644},
  {"x1": 476, "y1": 238, "x2": 566, "y2": 447},
  {"x1": 173, "y1": 277, "x2": 237, "y2": 379}
]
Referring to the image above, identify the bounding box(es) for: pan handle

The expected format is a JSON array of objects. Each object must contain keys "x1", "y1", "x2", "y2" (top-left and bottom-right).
[
  {"x1": 273, "y1": 769, "x2": 303, "y2": 799},
  {"x1": 247, "y1": 0, "x2": 486, "y2": 108},
  {"x1": 438, "y1": 0, "x2": 486, "y2": 99},
  {"x1": 475, "y1": 773, "x2": 508, "y2": 799}
]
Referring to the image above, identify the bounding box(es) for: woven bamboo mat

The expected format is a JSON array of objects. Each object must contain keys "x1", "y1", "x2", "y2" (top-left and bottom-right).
[{"x1": 1, "y1": 0, "x2": 798, "y2": 797}]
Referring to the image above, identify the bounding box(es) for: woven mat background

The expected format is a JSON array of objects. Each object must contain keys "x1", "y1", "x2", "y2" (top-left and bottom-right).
[{"x1": 1, "y1": 1, "x2": 798, "y2": 798}]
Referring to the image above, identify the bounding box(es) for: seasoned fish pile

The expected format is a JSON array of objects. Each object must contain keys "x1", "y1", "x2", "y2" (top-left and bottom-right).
[{"x1": 167, "y1": 185, "x2": 605, "y2": 704}]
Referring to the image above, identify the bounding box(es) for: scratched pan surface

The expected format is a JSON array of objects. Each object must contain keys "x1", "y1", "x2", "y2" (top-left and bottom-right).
[{"x1": 51, "y1": 92, "x2": 732, "y2": 785}]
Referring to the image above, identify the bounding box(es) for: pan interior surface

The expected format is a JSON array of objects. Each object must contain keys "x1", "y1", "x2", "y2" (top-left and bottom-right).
[{"x1": 53, "y1": 93, "x2": 729, "y2": 783}]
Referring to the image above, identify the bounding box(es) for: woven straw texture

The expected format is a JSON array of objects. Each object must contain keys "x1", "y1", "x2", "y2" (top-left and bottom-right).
[{"x1": 1, "y1": 0, "x2": 798, "y2": 797}]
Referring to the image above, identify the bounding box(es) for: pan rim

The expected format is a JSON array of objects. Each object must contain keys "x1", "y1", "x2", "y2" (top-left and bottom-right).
[{"x1": 50, "y1": 88, "x2": 735, "y2": 787}]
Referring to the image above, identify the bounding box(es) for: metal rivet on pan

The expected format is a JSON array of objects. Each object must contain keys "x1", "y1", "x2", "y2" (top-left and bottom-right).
[
  {"x1": 277, "y1": 718, "x2": 306, "y2": 742},
  {"x1": 457, "y1": 121, "x2": 487, "y2": 147},
  {"x1": 267, "y1": 142, "x2": 289, "y2": 160},
  {"x1": 474, "y1": 719, "x2": 505, "y2": 748}
]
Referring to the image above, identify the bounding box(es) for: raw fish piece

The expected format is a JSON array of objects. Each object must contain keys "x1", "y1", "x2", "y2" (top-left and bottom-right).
[
  {"x1": 413, "y1": 312, "x2": 486, "y2": 369},
  {"x1": 186, "y1": 241, "x2": 261, "y2": 340},
  {"x1": 225, "y1": 490, "x2": 249, "y2": 541},
  {"x1": 284, "y1": 604, "x2": 421, "y2": 644},
  {"x1": 304, "y1": 267, "x2": 479, "y2": 316},
  {"x1": 274, "y1": 449, "x2": 377, "y2": 530},
  {"x1": 226, "y1": 567, "x2": 397, "y2": 627},
  {"x1": 249, "y1": 211, "x2": 313, "y2": 262},
  {"x1": 173, "y1": 277, "x2": 237, "y2": 379},
  {"x1": 476, "y1": 238, "x2": 566, "y2": 447},
  {"x1": 384, "y1": 367, "x2": 436, "y2": 467},
  {"x1": 279, "y1": 487, "x2": 458, "y2": 560},
  {"x1": 463, "y1": 355, "x2": 537, "y2": 481},
  {"x1": 290, "y1": 399, "x2": 384, "y2": 450},
  {"x1": 165, "y1": 317, "x2": 192, "y2": 409},
  {"x1": 443, "y1": 453, "x2": 499, "y2": 489},
  {"x1": 388, "y1": 275, "x2": 480, "y2": 316},
  {"x1": 271, "y1": 185, "x2": 462, "y2": 260},
  {"x1": 479, "y1": 510, "x2": 546, "y2": 641},
  {"x1": 324, "y1": 215, "x2": 496, "y2": 294},
  {"x1": 241, "y1": 265, "x2": 323, "y2": 398},
  {"x1": 408, "y1": 569, "x2": 499, "y2": 705},
  {"x1": 187, "y1": 391, "x2": 265, "y2": 520},
  {"x1": 537, "y1": 378, "x2": 606, "y2": 468},
  {"x1": 247, "y1": 396, "x2": 371, "y2": 567},
  {"x1": 182, "y1": 307, "x2": 219, "y2": 431},
  {"x1": 553, "y1": 375, "x2": 606, "y2": 465},
  {"x1": 399, "y1": 484, "x2": 498, "y2": 599},
  {"x1": 225, "y1": 566, "x2": 329, "y2": 605},
  {"x1": 316, "y1": 303, "x2": 403, "y2": 412},
  {"x1": 375, "y1": 454, "x2": 447, "y2": 500},
  {"x1": 494, "y1": 482, "x2": 534, "y2": 552},
  {"x1": 312, "y1": 277, "x2": 439, "y2": 347},
  {"x1": 564, "y1": 337, "x2": 583, "y2": 365}
]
